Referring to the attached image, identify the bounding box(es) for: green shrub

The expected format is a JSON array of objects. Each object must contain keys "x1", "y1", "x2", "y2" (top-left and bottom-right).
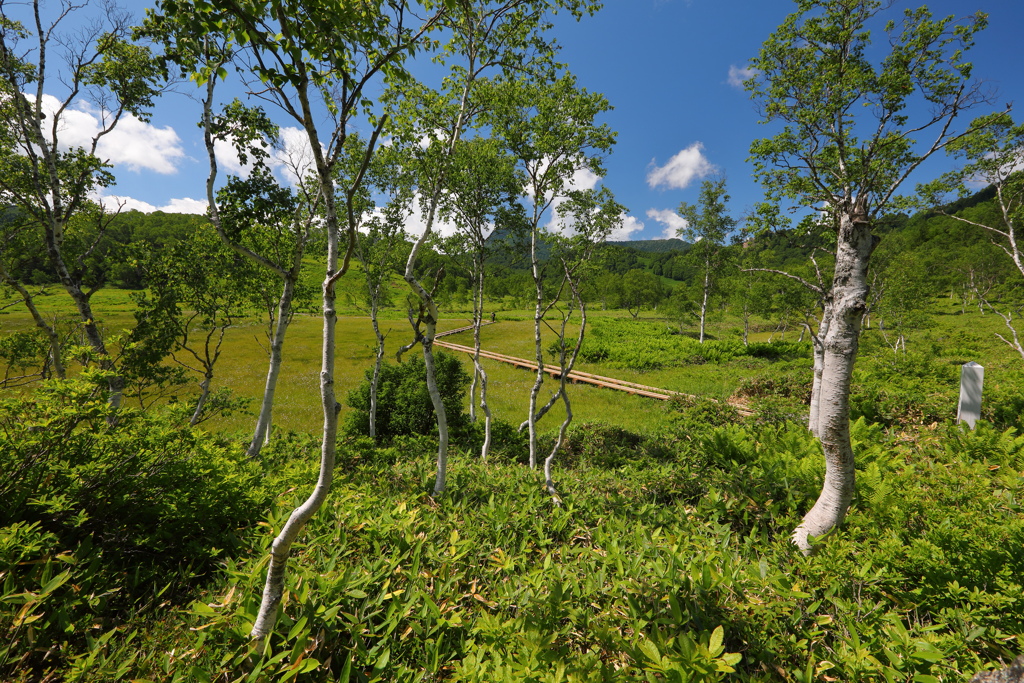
[
  {"x1": 580, "y1": 318, "x2": 811, "y2": 371},
  {"x1": 345, "y1": 350, "x2": 472, "y2": 442},
  {"x1": 735, "y1": 361, "x2": 812, "y2": 403},
  {"x1": 0, "y1": 374, "x2": 267, "y2": 679},
  {"x1": 851, "y1": 352, "x2": 958, "y2": 427}
]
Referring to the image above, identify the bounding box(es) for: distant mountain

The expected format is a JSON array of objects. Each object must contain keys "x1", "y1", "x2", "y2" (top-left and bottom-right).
[{"x1": 607, "y1": 238, "x2": 690, "y2": 254}]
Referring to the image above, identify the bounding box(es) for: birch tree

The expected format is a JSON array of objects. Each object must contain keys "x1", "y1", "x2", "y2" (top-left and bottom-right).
[
  {"x1": 135, "y1": 222, "x2": 258, "y2": 425},
  {"x1": 437, "y1": 137, "x2": 523, "y2": 460},
  {"x1": 748, "y1": 0, "x2": 988, "y2": 554},
  {"x1": 536, "y1": 187, "x2": 622, "y2": 502},
  {"x1": 394, "y1": 0, "x2": 595, "y2": 497},
  {"x1": 207, "y1": 105, "x2": 319, "y2": 458},
  {"x1": 0, "y1": 1, "x2": 161, "y2": 408},
  {"x1": 918, "y1": 112, "x2": 1024, "y2": 358},
  {"x1": 677, "y1": 177, "x2": 736, "y2": 343},
  {"x1": 486, "y1": 72, "x2": 615, "y2": 468},
  {"x1": 353, "y1": 143, "x2": 415, "y2": 442},
  {"x1": 148, "y1": 0, "x2": 448, "y2": 642}
]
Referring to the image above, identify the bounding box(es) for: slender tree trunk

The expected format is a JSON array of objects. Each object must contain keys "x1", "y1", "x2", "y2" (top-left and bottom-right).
[
  {"x1": 66, "y1": 281, "x2": 122, "y2": 406},
  {"x1": 248, "y1": 277, "x2": 295, "y2": 457},
  {"x1": 422, "y1": 330, "x2": 449, "y2": 497},
  {"x1": 251, "y1": 223, "x2": 342, "y2": 642},
  {"x1": 808, "y1": 335, "x2": 824, "y2": 437},
  {"x1": 699, "y1": 268, "x2": 710, "y2": 343},
  {"x1": 469, "y1": 361, "x2": 478, "y2": 422},
  {"x1": 793, "y1": 210, "x2": 875, "y2": 554},
  {"x1": 45, "y1": 228, "x2": 122, "y2": 405},
  {"x1": 190, "y1": 372, "x2": 213, "y2": 426},
  {"x1": 368, "y1": 298, "x2": 385, "y2": 441},
  {"x1": 543, "y1": 289, "x2": 586, "y2": 505},
  {"x1": 527, "y1": 228, "x2": 544, "y2": 470},
  {"x1": 250, "y1": 75, "x2": 348, "y2": 639},
  {"x1": 473, "y1": 269, "x2": 492, "y2": 461},
  {"x1": 0, "y1": 270, "x2": 65, "y2": 379},
  {"x1": 544, "y1": 390, "x2": 570, "y2": 507}
]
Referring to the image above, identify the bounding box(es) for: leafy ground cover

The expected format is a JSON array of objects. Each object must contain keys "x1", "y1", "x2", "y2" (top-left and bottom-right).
[
  {"x1": 6, "y1": 396, "x2": 1021, "y2": 681},
  {"x1": 3, "y1": 293, "x2": 1024, "y2": 681}
]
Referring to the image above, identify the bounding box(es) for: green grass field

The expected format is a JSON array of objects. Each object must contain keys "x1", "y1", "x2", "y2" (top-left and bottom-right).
[{"x1": 3, "y1": 284, "x2": 1023, "y2": 440}]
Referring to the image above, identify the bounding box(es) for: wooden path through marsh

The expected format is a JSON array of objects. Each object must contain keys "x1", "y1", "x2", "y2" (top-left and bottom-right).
[{"x1": 434, "y1": 322, "x2": 754, "y2": 415}]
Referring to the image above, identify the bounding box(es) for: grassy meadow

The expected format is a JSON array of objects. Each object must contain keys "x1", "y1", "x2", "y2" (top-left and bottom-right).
[
  {"x1": 4, "y1": 284, "x2": 1024, "y2": 682},
  {"x1": 3, "y1": 283, "x2": 1023, "y2": 436}
]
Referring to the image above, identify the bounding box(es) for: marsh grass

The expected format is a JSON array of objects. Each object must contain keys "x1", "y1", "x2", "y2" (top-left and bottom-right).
[{"x1": 2, "y1": 289, "x2": 1023, "y2": 437}]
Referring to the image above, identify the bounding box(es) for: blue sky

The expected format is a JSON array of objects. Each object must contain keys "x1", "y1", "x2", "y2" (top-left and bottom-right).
[{"x1": 28, "y1": 0, "x2": 1024, "y2": 241}]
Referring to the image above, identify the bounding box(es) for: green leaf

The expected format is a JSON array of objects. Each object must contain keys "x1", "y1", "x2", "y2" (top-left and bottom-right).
[{"x1": 708, "y1": 626, "x2": 724, "y2": 655}]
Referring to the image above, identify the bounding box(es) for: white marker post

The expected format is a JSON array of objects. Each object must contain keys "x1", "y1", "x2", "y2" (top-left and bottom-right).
[{"x1": 957, "y1": 361, "x2": 984, "y2": 429}]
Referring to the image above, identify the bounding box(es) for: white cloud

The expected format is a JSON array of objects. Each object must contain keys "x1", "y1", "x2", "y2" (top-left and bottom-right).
[
  {"x1": 270, "y1": 126, "x2": 316, "y2": 185},
  {"x1": 161, "y1": 197, "x2": 208, "y2": 214},
  {"x1": 401, "y1": 193, "x2": 463, "y2": 240},
  {"x1": 727, "y1": 65, "x2": 757, "y2": 89},
  {"x1": 92, "y1": 190, "x2": 207, "y2": 215},
  {"x1": 214, "y1": 126, "x2": 315, "y2": 186},
  {"x1": 545, "y1": 166, "x2": 602, "y2": 234},
  {"x1": 32, "y1": 95, "x2": 185, "y2": 174},
  {"x1": 608, "y1": 214, "x2": 645, "y2": 241},
  {"x1": 94, "y1": 111, "x2": 185, "y2": 174},
  {"x1": 214, "y1": 137, "x2": 249, "y2": 178},
  {"x1": 646, "y1": 208, "x2": 689, "y2": 239},
  {"x1": 647, "y1": 143, "x2": 715, "y2": 190}
]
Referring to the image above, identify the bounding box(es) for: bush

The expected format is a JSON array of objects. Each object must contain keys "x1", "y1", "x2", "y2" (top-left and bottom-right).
[
  {"x1": 0, "y1": 374, "x2": 267, "y2": 679},
  {"x1": 345, "y1": 350, "x2": 471, "y2": 441},
  {"x1": 851, "y1": 352, "x2": 958, "y2": 427},
  {"x1": 734, "y1": 362, "x2": 812, "y2": 403}
]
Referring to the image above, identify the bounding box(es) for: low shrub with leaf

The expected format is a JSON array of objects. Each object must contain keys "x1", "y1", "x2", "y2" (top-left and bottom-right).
[
  {"x1": 96, "y1": 412, "x2": 1023, "y2": 682},
  {"x1": 345, "y1": 350, "x2": 471, "y2": 441},
  {"x1": 579, "y1": 318, "x2": 810, "y2": 371},
  {"x1": 0, "y1": 374, "x2": 268, "y2": 680}
]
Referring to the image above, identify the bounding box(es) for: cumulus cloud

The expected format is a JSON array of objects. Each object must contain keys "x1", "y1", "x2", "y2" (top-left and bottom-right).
[
  {"x1": 608, "y1": 214, "x2": 645, "y2": 241},
  {"x1": 92, "y1": 190, "x2": 207, "y2": 215},
  {"x1": 400, "y1": 193, "x2": 463, "y2": 240},
  {"x1": 271, "y1": 126, "x2": 317, "y2": 185},
  {"x1": 647, "y1": 143, "x2": 715, "y2": 190},
  {"x1": 646, "y1": 208, "x2": 689, "y2": 239},
  {"x1": 213, "y1": 125, "x2": 315, "y2": 186},
  {"x1": 213, "y1": 137, "x2": 249, "y2": 178},
  {"x1": 535, "y1": 167, "x2": 644, "y2": 241},
  {"x1": 727, "y1": 65, "x2": 757, "y2": 89},
  {"x1": 546, "y1": 167, "x2": 600, "y2": 224},
  {"x1": 161, "y1": 197, "x2": 208, "y2": 214},
  {"x1": 31, "y1": 95, "x2": 185, "y2": 174}
]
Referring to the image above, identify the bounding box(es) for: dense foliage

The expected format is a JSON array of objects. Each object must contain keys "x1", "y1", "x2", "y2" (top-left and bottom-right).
[
  {"x1": 0, "y1": 374, "x2": 270, "y2": 679},
  {"x1": 4, "y1": 410, "x2": 1017, "y2": 680},
  {"x1": 345, "y1": 351, "x2": 472, "y2": 442},
  {"x1": 579, "y1": 318, "x2": 811, "y2": 371}
]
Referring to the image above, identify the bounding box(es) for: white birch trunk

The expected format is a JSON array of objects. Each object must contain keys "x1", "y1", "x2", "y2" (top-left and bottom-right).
[
  {"x1": 422, "y1": 331, "x2": 449, "y2": 498},
  {"x1": 473, "y1": 270, "x2": 492, "y2": 461},
  {"x1": 699, "y1": 266, "x2": 710, "y2": 343},
  {"x1": 248, "y1": 277, "x2": 295, "y2": 457},
  {"x1": 527, "y1": 227, "x2": 544, "y2": 470},
  {"x1": 792, "y1": 209, "x2": 874, "y2": 554},
  {"x1": 190, "y1": 373, "x2": 213, "y2": 427},
  {"x1": 544, "y1": 392, "x2": 570, "y2": 508},
  {"x1": 250, "y1": 71, "x2": 349, "y2": 640},
  {"x1": 0, "y1": 269, "x2": 65, "y2": 379},
  {"x1": 368, "y1": 299, "x2": 385, "y2": 440}
]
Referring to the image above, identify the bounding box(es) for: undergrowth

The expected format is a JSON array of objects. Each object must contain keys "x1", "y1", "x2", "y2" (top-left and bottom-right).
[
  {"x1": 48, "y1": 415, "x2": 1020, "y2": 682},
  {"x1": 3, "y1": 365, "x2": 1024, "y2": 681}
]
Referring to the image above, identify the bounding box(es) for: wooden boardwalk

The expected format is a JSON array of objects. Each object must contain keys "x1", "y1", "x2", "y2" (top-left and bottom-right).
[{"x1": 433, "y1": 322, "x2": 753, "y2": 415}]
